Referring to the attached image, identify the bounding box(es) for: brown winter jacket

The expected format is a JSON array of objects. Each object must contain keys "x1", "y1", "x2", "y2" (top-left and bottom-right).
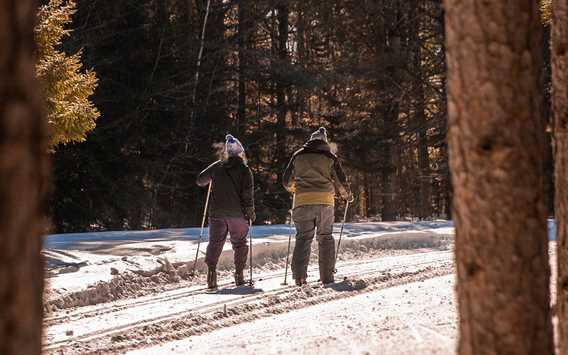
[{"x1": 282, "y1": 139, "x2": 349, "y2": 208}]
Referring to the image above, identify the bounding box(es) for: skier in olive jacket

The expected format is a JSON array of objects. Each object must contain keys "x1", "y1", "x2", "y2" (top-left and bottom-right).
[
  {"x1": 196, "y1": 134, "x2": 255, "y2": 290},
  {"x1": 282, "y1": 127, "x2": 351, "y2": 286}
]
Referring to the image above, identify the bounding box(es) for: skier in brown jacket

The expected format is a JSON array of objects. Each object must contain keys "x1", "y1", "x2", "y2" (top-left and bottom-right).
[
  {"x1": 282, "y1": 127, "x2": 351, "y2": 286},
  {"x1": 197, "y1": 134, "x2": 255, "y2": 290}
]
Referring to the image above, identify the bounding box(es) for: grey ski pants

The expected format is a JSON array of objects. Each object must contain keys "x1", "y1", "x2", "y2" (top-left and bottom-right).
[{"x1": 291, "y1": 204, "x2": 335, "y2": 282}]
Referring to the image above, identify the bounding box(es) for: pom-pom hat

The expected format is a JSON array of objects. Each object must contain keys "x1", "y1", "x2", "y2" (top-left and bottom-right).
[
  {"x1": 225, "y1": 134, "x2": 245, "y2": 157},
  {"x1": 309, "y1": 127, "x2": 328, "y2": 143}
]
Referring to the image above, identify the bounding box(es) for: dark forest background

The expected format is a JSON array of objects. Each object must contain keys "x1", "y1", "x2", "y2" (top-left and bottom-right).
[{"x1": 50, "y1": 0, "x2": 553, "y2": 232}]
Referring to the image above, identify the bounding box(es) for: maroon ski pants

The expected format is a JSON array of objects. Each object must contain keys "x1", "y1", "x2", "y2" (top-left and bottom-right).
[{"x1": 205, "y1": 217, "x2": 249, "y2": 271}]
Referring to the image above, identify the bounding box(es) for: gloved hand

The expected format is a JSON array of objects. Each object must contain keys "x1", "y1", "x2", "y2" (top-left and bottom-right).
[
  {"x1": 244, "y1": 207, "x2": 256, "y2": 223},
  {"x1": 338, "y1": 186, "x2": 348, "y2": 199},
  {"x1": 339, "y1": 186, "x2": 354, "y2": 203},
  {"x1": 285, "y1": 182, "x2": 296, "y2": 194}
]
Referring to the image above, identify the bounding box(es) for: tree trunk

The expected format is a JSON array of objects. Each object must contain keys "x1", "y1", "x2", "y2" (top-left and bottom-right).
[
  {"x1": 412, "y1": 1, "x2": 432, "y2": 220},
  {"x1": 275, "y1": 2, "x2": 289, "y2": 170},
  {"x1": 0, "y1": 0, "x2": 49, "y2": 354},
  {"x1": 380, "y1": 104, "x2": 399, "y2": 221},
  {"x1": 237, "y1": 0, "x2": 250, "y2": 135},
  {"x1": 417, "y1": 104, "x2": 431, "y2": 219},
  {"x1": 293, "y1": 2, "x2": 306, "y2": 127},
  {"x1": 552, "y1": 0, "x2": 568, "y2": 354},
  {"x1": 376, "y1": 3, "x2": 401, "y2": 222},
  {"x1": 439, "y1": 1, "x2": 451, "y2": 220},
  {"x1": 445, "y1": 1, "x2": 554, "y2": 354}
]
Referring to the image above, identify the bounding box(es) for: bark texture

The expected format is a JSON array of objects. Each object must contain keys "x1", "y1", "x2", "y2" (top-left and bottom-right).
[
  {"x1": 552, "y1": 1, "x2": 568, "y2": 354},
  {"x1": 0, "y1": 0, "x2": 49, "y2": 354},
  {"x1": 444, "y1": 1, "x2": 554, "y2": 354}
]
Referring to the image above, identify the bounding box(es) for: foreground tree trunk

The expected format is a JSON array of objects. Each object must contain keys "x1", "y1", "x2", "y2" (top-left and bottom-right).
[
  {"x1": 552, "y1": 1, "x2": 568, "y2": 354},
  {"x1": 444, "y1": 1, "x2": 554, "y2": 354},
  {"x1": 0, "y1": 0, "x2": 49, "y2": 354}
]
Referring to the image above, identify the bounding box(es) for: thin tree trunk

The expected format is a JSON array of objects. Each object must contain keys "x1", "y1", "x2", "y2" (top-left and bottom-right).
[
  {"x1": 293, "y1": 3, "x2": 306, "y2": 127},
  {"x1": 275, "y1": 2, "x2": 289, "y2": 170},
  {"x1": 417, "y1": 104, "x2": 431, "y2": 219},
  {"x1": 237, "y1": 0, "x2": 249, "y2": 135},
  {"x1": 190, "y1": 0, "x2": 211, "y2": 128},
  {"x1": 552, "y1": 0, "x2": 568, "y2": 354},
  {"x1": 412, "y1": 1, "x2": 431, "y2": 219},
  {"x1": 380, "y1": 102, "x2": 399, "y2": 221},
  {"x1": 439, "y1": 1, "x2": 451, "y2": 220},
  {"x1": 445, "y1": 1, "x2": 554, "y2": 354},
  {"x1": 376, "y1": 3, "x2": 400, "y2": 222},
  {"x1": 0, "y1": 0, "x2": 49, "y2": 353}
]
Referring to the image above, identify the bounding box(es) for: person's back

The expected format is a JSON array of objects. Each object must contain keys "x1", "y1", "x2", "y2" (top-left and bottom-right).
[
  {"x1": 196, "y1": 135, "x2": 255, "y2": 290},
  {"x1": 282, "y1": 127, "x2": 350, "y2": 286},
  {"x1": 286, "y1": 138, "x2": 347, "y2": 207},
  {"x1": 197, "y1": 156, "x2": 253, "y2": 219}
]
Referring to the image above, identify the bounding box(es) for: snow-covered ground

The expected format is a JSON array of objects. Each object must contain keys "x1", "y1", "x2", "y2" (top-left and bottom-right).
[
  {"x1": 129, "y1": 274, "x2": 457, "y2": 355},
  {"x1": 42, "y1": 219, "x2": 561, "y2": 355},
  {"x1": 42, "y1": 221, "x2": 455, "y2": 354},
  {"x1": 43, "y1": 221, "x2": 454, "y2": 295},
  {"x1": 44, "y1": 252, "x2": 455, "y2": 354},
  {"x1": 43, "y1": 220, "x2": 560, "y2": 354}
]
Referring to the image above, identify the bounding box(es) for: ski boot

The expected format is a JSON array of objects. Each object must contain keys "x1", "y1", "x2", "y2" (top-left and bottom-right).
[
  {"x1": 207, "y1": 266, "x2": 218, "y2": 290},
  {"x1": 234, "y1": 269, "x2": 245, "y2": 286},
  {"x1": 295, "y1": 277, "x2": 307, "y2": 287},
  {"x1": 321, "y1": 275, "x2": 335, "y2": 285}
]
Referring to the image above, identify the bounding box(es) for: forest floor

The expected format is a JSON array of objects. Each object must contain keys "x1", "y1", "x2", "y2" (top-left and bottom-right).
[{"x1": 41, "y1": 221, "x2": 552, "y2": 355}]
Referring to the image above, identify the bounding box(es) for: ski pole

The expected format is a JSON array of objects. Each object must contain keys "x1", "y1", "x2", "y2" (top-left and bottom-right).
[
  {"x1": 191, "y1": 182, "x2": 212, "y2": 276},
  {"x1": 282, "y1": 193, "x2": 295, "y2": 285},
  {"x1": 334, "y1": 198, "x2": 351, "y2": 273},
  {"x1": 248, "y1": 219, "x2": 254, "y2": 287}
]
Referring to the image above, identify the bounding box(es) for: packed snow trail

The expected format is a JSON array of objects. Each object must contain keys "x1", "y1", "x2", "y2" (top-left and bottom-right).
[
  {"x1": 129, "y1": 275, "x2": 457, "y2": 355},
  {"x1": 44, "y1": 250, "x2": 454, "y2": 354}
]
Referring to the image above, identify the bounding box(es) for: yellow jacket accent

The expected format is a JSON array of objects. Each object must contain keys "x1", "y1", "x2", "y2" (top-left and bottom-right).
[{"x1": 294, "y1": 192, "x2": 334, "y2": 208}]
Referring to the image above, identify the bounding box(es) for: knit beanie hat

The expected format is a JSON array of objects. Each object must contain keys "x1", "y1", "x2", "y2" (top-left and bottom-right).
[
  {"x1": 225, "y1": 134, "x2": 245, "y2": 157},
  {"x1": 309, "y1": 127, "x2": 328, "y2": 143}
]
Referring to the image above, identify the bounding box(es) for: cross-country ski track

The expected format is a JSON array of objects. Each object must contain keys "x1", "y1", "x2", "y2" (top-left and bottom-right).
[{"x1": 44, "y1": 249, "x2": 454, "y2": 354}]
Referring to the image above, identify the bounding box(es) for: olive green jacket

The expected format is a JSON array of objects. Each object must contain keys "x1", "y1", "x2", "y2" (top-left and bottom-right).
[{"x1": 282, "y1": 139, "x2": 349, "y2": 207}]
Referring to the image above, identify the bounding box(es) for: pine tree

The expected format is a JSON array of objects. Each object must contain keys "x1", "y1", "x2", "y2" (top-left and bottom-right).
[
  {"x1": 36, "y1": 0, "x2": 99, "y2": 150},
  {"x1": 542, "y1": 0, "x2": 552, "y2": 24}
]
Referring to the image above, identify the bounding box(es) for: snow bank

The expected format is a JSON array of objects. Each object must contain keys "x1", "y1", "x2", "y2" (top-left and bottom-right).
[{"x1": 43, "y1": 222, "x2": 454, "y2": 312}]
